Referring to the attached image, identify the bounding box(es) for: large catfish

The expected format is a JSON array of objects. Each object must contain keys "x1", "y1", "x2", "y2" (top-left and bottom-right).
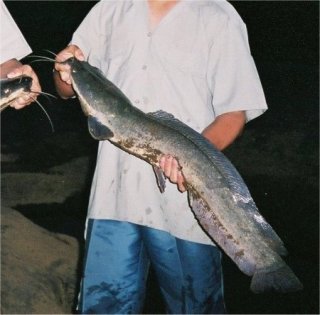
[{"x1": 64, "y1": 57, "x2": 302, "y2": 293}]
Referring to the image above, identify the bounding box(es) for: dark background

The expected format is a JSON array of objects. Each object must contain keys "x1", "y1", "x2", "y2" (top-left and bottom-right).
[{"x1": 1, "y1": 1, "x2": 319, "y2": 314}]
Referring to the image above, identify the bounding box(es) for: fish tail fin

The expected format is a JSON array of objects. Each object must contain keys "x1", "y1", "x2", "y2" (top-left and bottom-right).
[{"x1": 250, "y1": 265, "x2": 303, "y2": 294}]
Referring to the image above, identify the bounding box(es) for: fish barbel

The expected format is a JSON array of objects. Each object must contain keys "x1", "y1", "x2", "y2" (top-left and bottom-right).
[{"x1": 64, "y1": 57, "x2": 303, "y2": 293}]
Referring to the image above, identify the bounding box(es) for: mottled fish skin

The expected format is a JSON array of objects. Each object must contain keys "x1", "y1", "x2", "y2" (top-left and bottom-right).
[
  {"x1": 0, "y1": 76, "x2": 33, "y2": 111},
  {"x1": 65, "y1": 57, "x2": 302, "y2": 293}
]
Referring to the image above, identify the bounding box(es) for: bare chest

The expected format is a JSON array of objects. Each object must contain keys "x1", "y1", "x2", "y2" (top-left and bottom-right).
[{"x1": 148, "y1": 0, "x2": 179, "y2": 30}]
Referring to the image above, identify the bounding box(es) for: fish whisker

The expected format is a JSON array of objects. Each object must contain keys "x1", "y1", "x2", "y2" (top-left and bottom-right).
[
  {"x1": 32, "y1": 90, "x2": 57, "y2": 101},
  {"x1": 42, "y1": 49, "x2": 57, "y2": 58},
  {"x1": 30, "y1": 95, "x2": 55, "y2": 133},
  {"x1": 28, "y1": 55, "x2": 56, "y2": 64},
  {"x1": 43, "y1": 49, "x2": 57, "y2": 57}
]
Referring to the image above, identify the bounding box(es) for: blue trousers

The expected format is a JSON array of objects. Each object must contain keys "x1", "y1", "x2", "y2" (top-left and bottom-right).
[{"x1": 78, "y1": 219, "x2": 226, "y2": 314}]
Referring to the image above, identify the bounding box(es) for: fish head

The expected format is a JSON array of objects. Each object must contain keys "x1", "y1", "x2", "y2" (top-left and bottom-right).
[
  {"x1": 62, "y1": 57, "x2": 85, "y2": 75},
  {"x1": 62, "y1": 57, "x2": 134, "y2": 141},
  {"x1": 62, "y1": 57, "x2": 97, "y2": 116},
  {"x1": 63, "y1": 57, "x2": 117, "y2": 140},
  {"x1": 0, "y1": 75, "x2": 33, "y2": 110},
  {"x1": 63, "y1": 56, "x2": 132, "y2": 112}
]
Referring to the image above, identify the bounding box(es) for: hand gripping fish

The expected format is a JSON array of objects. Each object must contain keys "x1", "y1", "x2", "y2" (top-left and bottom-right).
[
  {"x1": 0, "y1": 75, "x2": 54, "y2": 131},
  {"x1": 64, "y1": 57, "x2": 302, "y2": 293},
  {"x1": 0, "y1": 75, "x2": 33, "y2": 111}
]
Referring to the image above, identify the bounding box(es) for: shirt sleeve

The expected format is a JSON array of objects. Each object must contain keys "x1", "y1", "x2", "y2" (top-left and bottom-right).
[
  {"x1": 0, "y1": 0, "x2": 32, "y2": 63},
  {"x1": 70, "y1": 1, "x2": 115, "y2": 69},
  {"x1": 208, "y1": 17, "x2": 268, "y2": 122}
]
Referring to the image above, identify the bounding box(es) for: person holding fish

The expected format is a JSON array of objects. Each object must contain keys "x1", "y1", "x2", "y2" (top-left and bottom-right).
[
  {"x1": 54, "y1": 0, "x2": 269, "y2": 313},
  {"x1": 0, "y1": 0, "x2": 41, "y2": 109}
]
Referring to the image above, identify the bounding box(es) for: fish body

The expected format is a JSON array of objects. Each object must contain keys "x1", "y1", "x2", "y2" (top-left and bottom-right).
[
  {"x1": 0, "y1": 75, "x2": 32, "y2": 111},
  {"x1": 65, "y1": 57, "x2": 302, "y2": 293}
]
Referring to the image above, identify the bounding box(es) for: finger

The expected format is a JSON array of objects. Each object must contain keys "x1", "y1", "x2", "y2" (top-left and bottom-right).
[
  {"x1": 159, "y1": 155, "x2": 165, "y2": 169},
  {"x1": 54, "y1": 63, "x2": 71, "y2": 76},
  {"x1": 12, "y1": 64, "x2": 33, "y2": 78},
  {"x1": 55, "y1": 48, "x2": 75, "y2": 63},
  {"x1": 11, "y1": 103, "x2": 27, "y2": 110},
  {"x1": 6, "y1": 67, "x2": 24, "y2": 78},
  {"x1": 16, "y1": 65, "x2": 42, "y2": 97},
  {"x1": 19, "y1": 64, "x2": 32, "y2": 75},
  {"x1": 163, "y1": 155, "x2": 173, "y2": 178},
  {"x1": 29, "y1": 91, "x2": 39, "y2": 102},
  {"x1": 60, "y1": 72, "x2": 72, "y2": 84},
  {"x1": 160, "y1": 154, "x2": 171, "y2": 177},
  {"x1": 178, "y1": 183, "x2": 186, "y2": 193},
  {"x1": 54, "y1": 55, "x2": 72, "y2": 83},
  {"x1": 10, "y1": 97, "x2": 32, "y2": 109},
  {"x1": 28, "y1": 70, "x2": 42, "y2": 94},
  {"x1": 31, "y1": 81, "x2": 41, "y2": 95},
  {"x1": 169, "y1": 158, "x2": 179, "y2": 183},
  {"x1": 69, "y1": 44, "x2": 85, "y2": 61},
  {"x1": 55, "y1": 57, "x2": 71, "y2": 69},
  {"x1": 177, "y1": 172, "x2": 186, "y2": 192},
  {"x1": 54, "y1": 63, "x2": 72, "y2": 84},
  {"x1": 55, "y1": 45, "x2": 82, "y2": 62},
  {"x1": 74, "y1": 49, "x2": 85, "y2": 61}
]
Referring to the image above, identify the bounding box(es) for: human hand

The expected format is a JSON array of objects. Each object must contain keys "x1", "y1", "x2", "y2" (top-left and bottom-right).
[
  {"x1": 54, "y1": 45, "x2": 85, "y2": 85},
  {"x1": 159, "y1": 155, "x2": 186, "y2": 192},
  {"x1": 6, "y1": 64, "x2": 41, "y2": 109}
]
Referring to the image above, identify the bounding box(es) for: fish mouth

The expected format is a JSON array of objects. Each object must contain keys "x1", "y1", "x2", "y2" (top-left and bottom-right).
[
  {"x1": 0, "y1": 76, "x2": 32, "y2": 95},
  {"x1": 0, "y1": 76, "x2": 33, "y2": 110}
]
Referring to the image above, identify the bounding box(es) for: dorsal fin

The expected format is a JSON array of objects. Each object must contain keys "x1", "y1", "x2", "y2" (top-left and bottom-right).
[{"x1": 147, "y1": 110, "x2": 252, "y2": 199}]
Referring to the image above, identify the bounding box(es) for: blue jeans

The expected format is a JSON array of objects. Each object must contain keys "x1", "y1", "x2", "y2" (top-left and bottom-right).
[{"x1": 78, "y1": 219, "x2": 225, "y2": 314}]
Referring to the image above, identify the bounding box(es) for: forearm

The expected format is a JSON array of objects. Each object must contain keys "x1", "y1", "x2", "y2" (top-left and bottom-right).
[
  {"x1": 0, "y1": 59, "x2": 23, "y2": 78},
  {"x1": 202, "y1": 111, "x2": 246, "y2": 151}
]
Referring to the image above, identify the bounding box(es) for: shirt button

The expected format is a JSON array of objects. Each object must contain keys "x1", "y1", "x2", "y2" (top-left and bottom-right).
[
  {"x1": 143, "y1": 97, "x2": 149, "y2": 104},
  {"x1": 142, "y1": 65, "x2": 147, "y2": 70},
  {"x1": 134, "y1": 99, "x2": 140, "y2": 104},
  {"x1": 147, "y1": 32, "x2": 152, "y2": 37}
]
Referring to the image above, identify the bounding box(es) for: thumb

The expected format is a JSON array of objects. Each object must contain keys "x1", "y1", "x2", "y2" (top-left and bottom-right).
[
  {"x1": 7, "y1": 69, "x2": 22, "y2": 78},
  {"x1": 75, "y1": 50, "x2": 85, "y2": 61}
]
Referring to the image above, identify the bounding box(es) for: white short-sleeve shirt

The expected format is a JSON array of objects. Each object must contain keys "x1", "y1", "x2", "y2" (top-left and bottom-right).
[
  {"x1": 0, "y1": 0, "x2": 32, "y2": 63},
  {"x1": 72, "y1": 0, "x2": 268, "y2": 245}
]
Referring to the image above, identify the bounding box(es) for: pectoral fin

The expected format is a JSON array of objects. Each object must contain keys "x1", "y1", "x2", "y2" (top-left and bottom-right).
[
  {"x1": 153, "y1": 166, "x2": 166, "y2": 193},
  {"x1": 88, "y1": 115, "x2": 114, "y2": 140}
]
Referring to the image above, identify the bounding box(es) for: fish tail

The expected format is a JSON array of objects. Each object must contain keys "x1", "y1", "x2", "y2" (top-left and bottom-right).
[{"x1": 250, "y1": 265, "x2": 303, "y2": 294}]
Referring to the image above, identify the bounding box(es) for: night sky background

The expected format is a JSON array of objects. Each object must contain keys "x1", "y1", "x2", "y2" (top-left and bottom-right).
[{"x1": 1, "y1": 1, "x2": 319, "y2": 314}]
